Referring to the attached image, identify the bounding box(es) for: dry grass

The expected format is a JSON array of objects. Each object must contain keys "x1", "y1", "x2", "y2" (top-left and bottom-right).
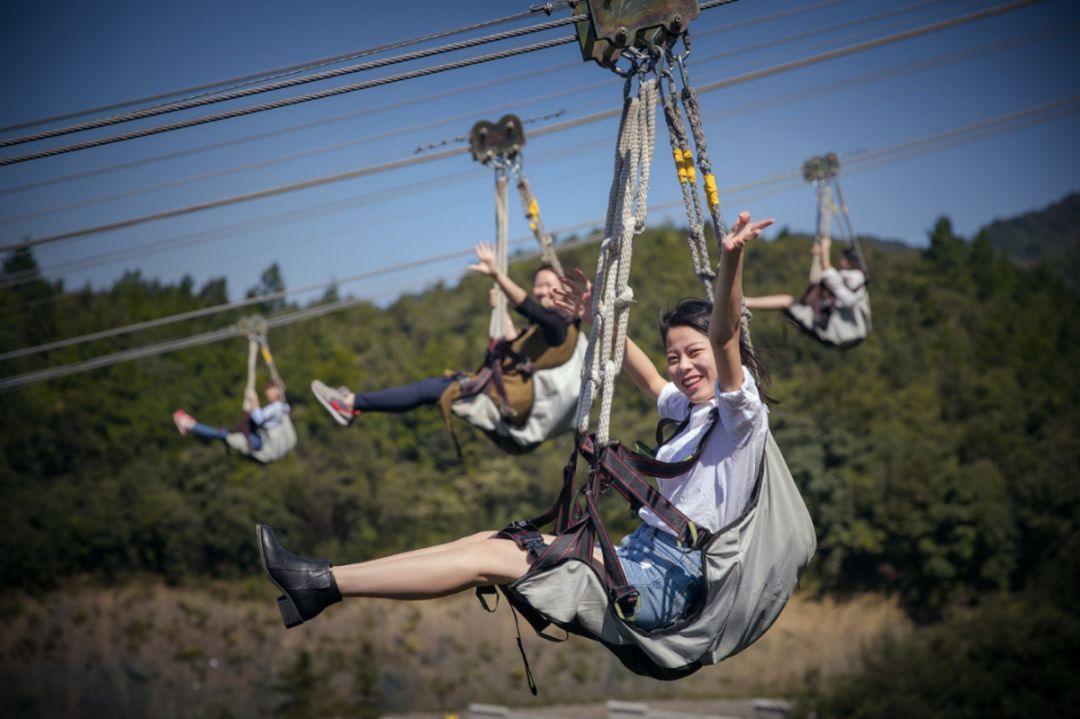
[{"x1": 0, "y1": 581, "x2": 908, "y2": 717}]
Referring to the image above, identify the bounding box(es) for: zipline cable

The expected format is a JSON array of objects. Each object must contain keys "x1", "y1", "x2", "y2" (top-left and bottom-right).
[
  {"x1": 0, "y1": 0, "x2": 913, "y2": 197},
  {"x1": 2, "y1": 0, "x2": 1042, "y2": 253},
  {"x1": 0, "y1": 3, "x2": 573, "y2": 136},
  {"x1": 5, "y1": 94, "x2": 1074, "y2": 363},
  {"x1": 0, "y1": 14, "x2": 587, "y2": 150},
  {"x1": 0, "y1": 35, "x2": 578, "y2": 167},
  {"x1": 2, "y1": 0, "x2": 984, "y2": 225}
]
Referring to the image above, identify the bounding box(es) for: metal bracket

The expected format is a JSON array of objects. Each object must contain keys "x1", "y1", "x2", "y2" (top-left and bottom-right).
[
  {"x1": 575, "y1": 0, "x2": 699, "y2": 69},
  {"x1": 801, "y1": 152, "x2": 840, "y2": 183},
  {"x1": 469, "y1": 114, "x2": 527, "y2": 164},
  {"x1": 237, "y1": 314, "x2": 268, "y2": 337}
]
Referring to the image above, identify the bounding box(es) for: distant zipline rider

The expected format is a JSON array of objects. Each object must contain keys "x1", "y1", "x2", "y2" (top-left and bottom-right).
[
  {"x1": 174, "y1": 316, "x2": 297, "y2": 463},
  {"x1": 312, "y1": 116, "x2": 584, "y2": 455},
  {"x1": 745, "y1": 153, "x2": 871, "y2": 347},
  {"x1": 257, "y1": 0, "x2": 815, "y2": 694}
]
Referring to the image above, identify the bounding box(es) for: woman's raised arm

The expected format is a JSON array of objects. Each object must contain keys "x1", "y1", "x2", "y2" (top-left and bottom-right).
[{"x1": 710, "y1": 211, "x2": 773, "y2": 393}]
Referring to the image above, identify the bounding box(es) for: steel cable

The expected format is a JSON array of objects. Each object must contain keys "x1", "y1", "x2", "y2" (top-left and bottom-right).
[
  {"x1": 4, "y1": 0, "x2": 1041, "y2": 253},
  {"x1": 0, "y1": 15, "x2": 586, "y2": 150},
  {"x1": 0, "y1": 4, "x2": 570, "y2": 136},
  {"x1": 0, "y1": 35, "x2": 578, "y2": 167}
]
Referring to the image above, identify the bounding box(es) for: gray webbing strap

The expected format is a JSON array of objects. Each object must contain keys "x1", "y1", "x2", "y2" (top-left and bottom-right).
[
  {"x1": 242, "y1": 337, "x2": 258, "y2": 411},
  {"x1": 513, "y1": 171, "x2": 564, "y2": 276},
  {"x1": 831, "y1": 177, "x2": 868, "y2": 278},
  {"x1": 489, "y1": 169, "x2": 511, "y2": 340}
]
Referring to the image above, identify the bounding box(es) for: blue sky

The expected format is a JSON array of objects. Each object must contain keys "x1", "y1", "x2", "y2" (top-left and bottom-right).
[{"x1": 1, "y1": 0, "x2": 1077, "y2": 308}]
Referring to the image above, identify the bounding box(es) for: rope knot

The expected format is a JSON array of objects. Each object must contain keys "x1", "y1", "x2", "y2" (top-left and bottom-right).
[{"x1": 615, "y1": 287, "x2": 635, "y2": 308}]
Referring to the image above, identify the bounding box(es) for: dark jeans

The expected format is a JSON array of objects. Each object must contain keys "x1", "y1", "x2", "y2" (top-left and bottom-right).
[
  {"x1": 191, "y1": 418, "x2": 263, "y2": 451},
  {"x1": 353, "y1": 375, "x2": 458, "y2": 413}
]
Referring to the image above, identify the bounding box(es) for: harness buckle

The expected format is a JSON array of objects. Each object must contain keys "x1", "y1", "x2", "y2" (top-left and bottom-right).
[{"x1": 613, "y1": 589, "x2": 641, "y2": 623}]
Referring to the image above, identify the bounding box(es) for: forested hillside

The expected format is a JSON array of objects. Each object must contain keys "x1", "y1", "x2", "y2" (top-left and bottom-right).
[
  {"x1": 984, "y1": 191, "x2": 1080, "y2": 293},
  {"x1": 2, "y1": 208, "x2": 1078, "y2": 631}
]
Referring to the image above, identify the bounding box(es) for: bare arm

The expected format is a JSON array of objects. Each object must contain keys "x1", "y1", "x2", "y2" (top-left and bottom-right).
[
  {"x1": 468, "y1": 242, "x2": 527, "y2": 306},
  {"x1": 819, "y1": 236, "x2": 833, "y2": 272},
  {"x1": 710, "y1": 211, "x2": 774, "y2": 392},
  {"x1": 623, "y1": 337, "x2": 667, "y2": 403}
]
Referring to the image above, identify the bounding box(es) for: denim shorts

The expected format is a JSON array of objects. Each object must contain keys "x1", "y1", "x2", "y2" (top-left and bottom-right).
[{"x1": 615, "y1": 524, "x2": 704, "y2": 631}]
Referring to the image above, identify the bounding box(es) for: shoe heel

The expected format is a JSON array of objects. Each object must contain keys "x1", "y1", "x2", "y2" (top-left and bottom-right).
[{"x1": 276, "y1": 595, "x2": 303, "y2": 628}]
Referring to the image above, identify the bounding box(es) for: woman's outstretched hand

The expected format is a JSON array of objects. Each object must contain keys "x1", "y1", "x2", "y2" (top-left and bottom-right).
[
  {"x1": 467, "y1": 241, "x2": 499, "y2": 277},
  {"x1": 551, "y1": 268, "x2": 593, "y2": 322},
  {"x1": 722, "y1": 211, "x2": 774, "y2": 253}
]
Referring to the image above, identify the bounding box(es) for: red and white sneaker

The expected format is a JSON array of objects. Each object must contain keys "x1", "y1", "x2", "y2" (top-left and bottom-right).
[
  {"x1": 173, "y1": 409, "x2": 196, "y2": 435},
  {"x1": 310, "y1": 380, "x2": 359, "y2": 426}
]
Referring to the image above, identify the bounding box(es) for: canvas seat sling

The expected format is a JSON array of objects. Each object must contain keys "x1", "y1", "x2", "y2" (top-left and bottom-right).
[{"x1": 476, "y1": 37, "x2": 816, "y2": 691}]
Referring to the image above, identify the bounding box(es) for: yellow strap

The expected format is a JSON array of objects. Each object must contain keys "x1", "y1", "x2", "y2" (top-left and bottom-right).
[
  {"x1": 672, "y1": 148, "x2": 687, "y2": 182},
  {"x1": 260, "y1": 346, "x2": 273, "y2": 365},
  {"x1": 527, "y1": 197, "x2": 539, "y2": 219},
  {"x1": 685, "y1": 159, "x2": 697, "y2": 184},
  {"x1": 704, "y1": 173, "x2": 719, "y2": 208}
]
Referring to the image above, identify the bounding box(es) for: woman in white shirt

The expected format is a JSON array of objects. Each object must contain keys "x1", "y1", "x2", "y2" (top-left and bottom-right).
[{"x1": 255, "y1": 211, "x2": 775, "y2": 631}]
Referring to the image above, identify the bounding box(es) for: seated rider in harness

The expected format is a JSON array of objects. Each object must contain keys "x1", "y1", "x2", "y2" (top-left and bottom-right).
[
  {"x1": 174, "y1": 382, "x2": 291, "y2": 455},
  {"x1": 744, "y1": 235, "x2": 866, "y2": 316},
  {"x1": 311, "y1": 241, "x2": 577, "y2": 430}
]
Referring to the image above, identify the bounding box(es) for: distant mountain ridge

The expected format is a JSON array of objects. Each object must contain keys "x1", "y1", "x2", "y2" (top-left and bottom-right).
[{"x1": 982, "y1": 191, "x2": 1080, "y2": 265}]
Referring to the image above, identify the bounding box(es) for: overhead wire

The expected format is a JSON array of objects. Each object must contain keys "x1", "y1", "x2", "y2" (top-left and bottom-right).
[
  {"x1": 0, "y1": 3, "x2": 572, "y2": 136},
  {"x1": 2, "y1": 0, "x2": 1042, "y2": 254},
  {"x1": 0, "y1": 1, "x2": 758, "y2": 165},
  {"x1": 0, "y1": 0, "x2": 893, "y2": 197},
  {"x1": 0, "y1": 0, "x2": 973, "y2": 226},
  {"x1": 0, "y1": 14, "x2": 587, "y2": 150},
  {"x1": 0, "y1": 35, "x2": 581, "y2": 167},
  {"x1": 4, "y1": 94, "x2": 1074, "y2": 367}
]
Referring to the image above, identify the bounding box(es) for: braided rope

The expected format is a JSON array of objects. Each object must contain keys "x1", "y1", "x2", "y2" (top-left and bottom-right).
[
  {"x1": 574, "y1": 77, "x2": 658, "y2": 445},
  {"x1": 490, "y1": 171, "x2": 512, "y2": 339},
  {"x1": 661, "y1": 71, "x2": 714, "y2": 297}
]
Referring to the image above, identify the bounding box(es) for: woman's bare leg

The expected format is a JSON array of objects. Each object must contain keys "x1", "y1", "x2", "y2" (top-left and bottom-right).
[
  {"x1": 356, "y1": 531, "x2": 501, "y2": 568},
  {"x1": 744, "y1": 294, "x2": 795, "y2": 311},
  {"x1": 332, "y1": 537, "x2": 542, "y2": 600}
]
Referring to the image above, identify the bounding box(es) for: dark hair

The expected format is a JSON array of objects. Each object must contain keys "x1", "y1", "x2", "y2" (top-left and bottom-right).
[
  {"x1": 659, "y1": 297, "x2": 770, "y2": 399},
  {"x1": 533, "y1": 263, "x2": 560, "y2": 280},
  {"x1": 841, "y1": 246, "x2": 859, "y2": 265}
]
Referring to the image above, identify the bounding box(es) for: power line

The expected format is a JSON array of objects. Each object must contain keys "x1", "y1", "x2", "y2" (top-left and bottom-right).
[
  {"x1": 3, "y1": 0, "x2": 1040, "y2": 253},
  {"x1": 0, "y1": 3, "x2": 571, "y2": 136}
]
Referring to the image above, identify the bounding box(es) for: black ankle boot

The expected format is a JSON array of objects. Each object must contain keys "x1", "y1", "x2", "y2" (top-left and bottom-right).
[{"x1": 256, "y1": 524, "x2": 343, "y2": 628}]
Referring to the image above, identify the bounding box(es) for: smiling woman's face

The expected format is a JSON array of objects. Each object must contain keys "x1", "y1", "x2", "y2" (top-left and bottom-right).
[{"x1": 665, "y1": 324, "x2": 718, "y2": 404}]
